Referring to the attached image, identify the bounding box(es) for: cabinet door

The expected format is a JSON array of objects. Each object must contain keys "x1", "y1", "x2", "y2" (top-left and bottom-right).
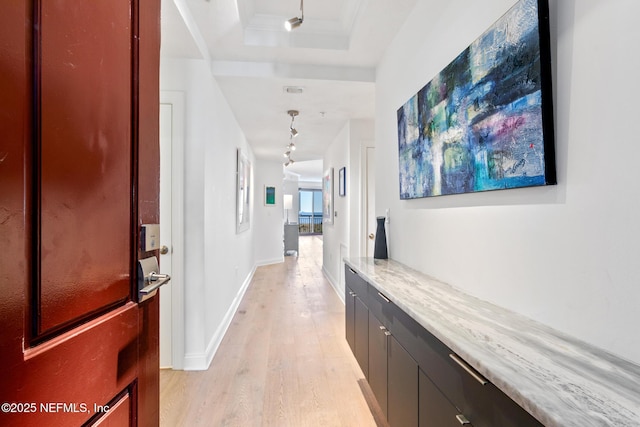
[
  {"x1": 345, "y1": 286, "x2": 356, "y2": 354},
  {"x1": 345, "y1": 266, "x2": 369, "y2": 379},
  {"x1": 419, "y1": 369, "x2": 469, "y2": 427},
  {"x1": 354, "y1": 296, "x2": 369, "y2": 378},
  {"x1": 388, "y1": 335, "x2": 418, "y2": 427},
  {"x1": 368, "y1": 312, "x2": 388, "y2": 417}
]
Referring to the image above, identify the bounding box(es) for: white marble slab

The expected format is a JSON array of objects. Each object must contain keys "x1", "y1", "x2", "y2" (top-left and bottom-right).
[{"x1": 344, "y1": 257, "x2": 640, "y2": 427}]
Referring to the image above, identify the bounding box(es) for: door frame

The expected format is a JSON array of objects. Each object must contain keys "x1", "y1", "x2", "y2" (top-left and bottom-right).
[
  {"x1": 361, "y1": 145, "x2": 375, "y2": 258},
  {"x1": 160, "y1": 90, "x2": 185, "y2": 370}
]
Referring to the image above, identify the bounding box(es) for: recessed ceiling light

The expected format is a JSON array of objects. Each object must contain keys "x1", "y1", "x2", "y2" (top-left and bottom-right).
[{"x1": 284, "y1": 86, "x2": 304, "y2": 94}]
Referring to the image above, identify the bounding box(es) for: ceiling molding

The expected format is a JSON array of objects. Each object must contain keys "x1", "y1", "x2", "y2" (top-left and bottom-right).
[
  {"x1": 243, "y1": 16, "x2": 349, "y2": 50},
  {"x1": 211, "y1": 60, "x2": 375, "y2": 83},
  {"x1": 237, "y1": 0, "x2": 366, "y2": 50},
  {"x1": 173, "y1": 0, "x2": 212, "y2": 62}
]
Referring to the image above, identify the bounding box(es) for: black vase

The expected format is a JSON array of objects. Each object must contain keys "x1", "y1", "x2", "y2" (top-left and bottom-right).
[{"x1": 373, "y1": 216, "x2": 388, "y2": 259}]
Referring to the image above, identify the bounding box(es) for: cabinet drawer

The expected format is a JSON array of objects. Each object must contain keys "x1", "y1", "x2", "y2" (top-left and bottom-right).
[
  {"x1": 345, "y1": 266, "x2": 369, "y2": 304},
  {"x1": 366, "y1": 283, "x2": 395, "y2": 327},
  {"x1": 416, "y1": 328, "x2": 542, "y2": 427},
  {"x1": 420, "y1": 368, "x2": 470, "y2": 427}
]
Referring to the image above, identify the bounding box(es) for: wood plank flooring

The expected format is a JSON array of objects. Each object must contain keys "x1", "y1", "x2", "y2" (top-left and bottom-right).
[{"x1": 160, "y1": 236, "x2": 382, "y2": 426}]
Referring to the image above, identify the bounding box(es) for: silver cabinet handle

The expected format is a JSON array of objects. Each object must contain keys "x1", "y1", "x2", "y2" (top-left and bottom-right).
[
  {"x1": 449, "y1": 353, "x2": 488, "y2": 386},
  {"x1": 377, "y1": 291, "x2": 390, "y2": 303},
  {"x1": 456, "y1": 414, "x2": 471, "y2": 425},
  {"x1": 378, "y1": 325, "x2": 391, "y2": 336}
]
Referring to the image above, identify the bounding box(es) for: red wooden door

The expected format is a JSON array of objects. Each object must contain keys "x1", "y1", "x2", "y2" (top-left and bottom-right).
[{"x1": 1, "y1": 0, "x2": 161, "y2": 426}]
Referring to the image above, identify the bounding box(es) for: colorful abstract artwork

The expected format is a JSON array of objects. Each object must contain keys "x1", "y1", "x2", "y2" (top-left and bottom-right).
[{"x1": 397, "y1": 0, "x2": 555, "y2": 199}]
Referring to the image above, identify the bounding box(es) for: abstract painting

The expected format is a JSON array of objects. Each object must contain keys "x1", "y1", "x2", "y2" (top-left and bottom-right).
[
  {"x1": 265, "y1": 186, "x2": 276, "y2": 206},
  {"x1": 397, "y1": 0, "x2": 555, "y2": 199}
]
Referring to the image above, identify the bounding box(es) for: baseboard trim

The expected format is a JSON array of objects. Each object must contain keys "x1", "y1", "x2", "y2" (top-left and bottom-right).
[
  {"x1": 255, "y1": 256, "x2": 284, "y2": 267},
  {"x1": 322, "y1": 265, "x2": 344, "y2": 304},
  {"x1": 182, "y1": 265, "x2": 256, "y2": 371}
]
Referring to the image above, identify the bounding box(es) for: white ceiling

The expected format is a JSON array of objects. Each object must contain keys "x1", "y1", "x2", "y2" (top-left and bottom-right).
[{"x1": 161, "y1": 0, "x2": 418, "y2": 176}]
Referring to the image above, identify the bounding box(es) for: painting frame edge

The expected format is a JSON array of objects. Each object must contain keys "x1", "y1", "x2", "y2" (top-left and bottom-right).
[{"x1": 322, "y1": 167, "x2": 334, "y2": 224}]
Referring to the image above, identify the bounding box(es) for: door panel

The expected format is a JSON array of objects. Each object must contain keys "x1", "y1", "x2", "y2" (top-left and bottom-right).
[
  {"x1": 38, "y1": 0, "x2": 133, "y2": 336},
  {"x1": 5, "y1": 305, "x2": 139, "y2": 426},
  {"x1": 354, "y1": 296, "x2": 369, "y2": 379},
  {"x1": 0, "y1": 0, "x2": 161, "y2": 425},
  {"x1": 368, "y1": 312, "x2": 388, "y2": 417},
  {"x1": 93, "y1": 392, "x2": 132, "y2": 426},
  {"x1": 388, "y1": 335, "x2": 418, "y2": 427}
]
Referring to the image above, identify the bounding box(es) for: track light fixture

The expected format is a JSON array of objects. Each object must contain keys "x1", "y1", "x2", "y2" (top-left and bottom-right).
[
  {"x1": 284, "y1": 110, "x2": 300, "y2": 166},
  {"x1": 288, "y1": 110, "x2": 299, "y2": 138},
  {"x1": 284, "y1": 0, "x2": 304, "y2": 31}
]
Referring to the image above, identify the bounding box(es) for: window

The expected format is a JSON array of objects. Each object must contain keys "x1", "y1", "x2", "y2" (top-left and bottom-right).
[{"x1": 299, "y1": 189, "x2": 323, "y2": 234}]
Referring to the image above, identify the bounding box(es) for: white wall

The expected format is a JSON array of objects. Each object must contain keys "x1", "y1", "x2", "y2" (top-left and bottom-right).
[
  {"x1": 161, "y1": 58, "x2": 259, "y2": 369},
  {"x1": 375, "y1": 0, "x2": 640, "y2": 364},
  {"x1": 254, "y1": 159, "x2": 287, "y2": 265},
  {"x1": 323, "y1": 119, "x2": 374, "y2": 296}
]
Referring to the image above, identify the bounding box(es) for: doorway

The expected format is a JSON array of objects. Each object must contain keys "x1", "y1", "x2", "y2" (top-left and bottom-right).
[
  {"x1": 365, "y1": 147, "x2": 376, "y2": 257},
  {"x1": 299, "y1": 189, "x2": 323, "y2": 235},
  {"x1": 159, "y1": 91, "x2": 185, "y2": 370}
]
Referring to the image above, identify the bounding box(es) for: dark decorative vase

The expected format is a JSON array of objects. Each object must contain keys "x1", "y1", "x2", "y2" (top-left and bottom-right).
[{"x1": 374, "y1": 216, "x2": 388, "y2": 259}]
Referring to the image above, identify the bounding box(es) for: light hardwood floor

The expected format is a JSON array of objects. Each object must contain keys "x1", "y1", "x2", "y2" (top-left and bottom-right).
[{"x1": 160, "y1": 236, "x2": 383, "y2": 426}]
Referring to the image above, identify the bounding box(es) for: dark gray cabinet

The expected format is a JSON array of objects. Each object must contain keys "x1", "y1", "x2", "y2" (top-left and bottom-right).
[
  {"x1": 344, "y1": 265, "x2": 543, "y2": 427},
  {"x1": 369, "y1": 306, "x2": 419, "y2": 427},
  {"x1": 345, "y1": 267, "x2": 369, "y2": 378},
  {"x1": 354, "y1": 297, "x2": 369, "y2": 378},
  {"x1": 368, "y1": 312, "x2": 388, "y2": 416},
  {"x1": 388, "y1": 334, "x2": 418, "y2": 427},
  {"x1": 345, "y1": 284, "x2": 355, "y2": 353}
]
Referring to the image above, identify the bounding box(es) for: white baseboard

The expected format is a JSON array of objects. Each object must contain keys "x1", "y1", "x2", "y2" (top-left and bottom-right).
[
  {"x1": 322, "y1": 265, "x2": 345, "y2": 304},
  {"x1": 182, "y1": 265, "x2": 256, "y2": 371},
  {"x1": 256, "y1": 256, "x2": 284, "y2": 267}
]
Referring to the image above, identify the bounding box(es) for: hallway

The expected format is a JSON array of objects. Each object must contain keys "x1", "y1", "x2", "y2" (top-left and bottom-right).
[{"x1": 159, "y1": 236, "x2": 380, "y2": 426}]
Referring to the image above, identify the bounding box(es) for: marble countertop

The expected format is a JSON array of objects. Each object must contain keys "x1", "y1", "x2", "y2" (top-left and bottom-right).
[{"x1": 344, "y1": 257, "x2": 640, "y2": 427}]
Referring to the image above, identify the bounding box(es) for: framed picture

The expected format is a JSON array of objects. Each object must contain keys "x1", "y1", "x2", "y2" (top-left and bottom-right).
[
  {"x1": 397, "y1": 0, "x2": 555, "y2": 199},
  {"x1": 322, "y1": 168, "x2": 333, "y2": 224},
  {"x1": 338, "y1": 167, "x2": 346, "y2": 197},
  {"x1": 264, "y1": 186, "x2": 276, "y2": 206},
  {"x1": 236, "y1": 149, "x2": 251, "y2": 233}
]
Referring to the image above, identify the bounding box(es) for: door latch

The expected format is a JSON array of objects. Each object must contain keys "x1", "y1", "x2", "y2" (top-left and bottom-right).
[{"x1": 137, "y1": 256, "x2": 171, "y2": 302}]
